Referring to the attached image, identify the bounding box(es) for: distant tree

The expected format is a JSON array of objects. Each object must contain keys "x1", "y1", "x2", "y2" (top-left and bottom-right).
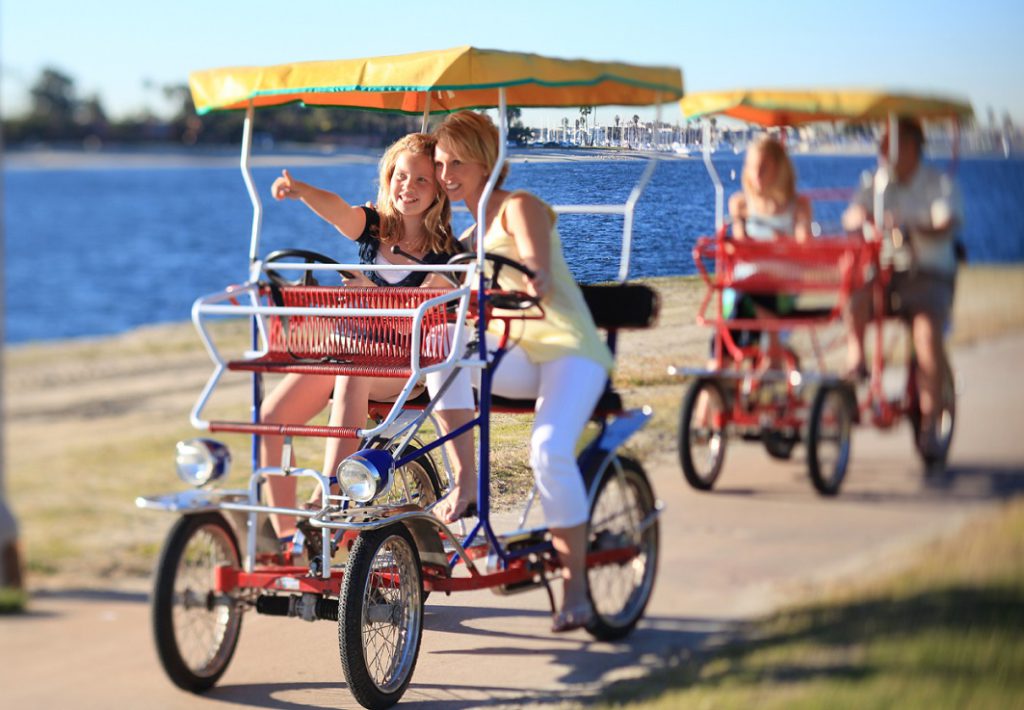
[
  {"x1": 73, "y1": 94, "x2": 108, "y2": 146},
  {"x1": 578, "y1": 106, "x2": 593, "y2": 145},
  {"x1": 505, "y1": 106, "x2": 531, "y2": 145},
  {"x1": 29, "y1": 68, "x2": 75, "y2": 121},
  {"x1": 17, "y1": 67, "x2": 79, "y2": 140}
]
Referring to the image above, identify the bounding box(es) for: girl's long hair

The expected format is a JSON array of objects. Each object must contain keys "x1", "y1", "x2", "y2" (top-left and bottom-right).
[
  {"x1": 432, "y1": 111, "x2": 510, "y2": 189},
  {"x1": 375, "y1": 133, "x2": 456, "y2": 254},
  {"x1": 742, "y1": 135, "x2": 796, "y2": 205}
]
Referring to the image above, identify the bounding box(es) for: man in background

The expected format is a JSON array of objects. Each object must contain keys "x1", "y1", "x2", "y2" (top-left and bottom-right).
[{"x1": 843, "y1": 117, "x2": 963, "y2": 464}]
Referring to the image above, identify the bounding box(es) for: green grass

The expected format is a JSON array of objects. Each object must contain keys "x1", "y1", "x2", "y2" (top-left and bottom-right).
[
  {"x1": 593, "y1": 499, "x2": 1024, "y2": 710},
  {"x1": 0, "y1": 587, "x2": 28, "y2": 614}
]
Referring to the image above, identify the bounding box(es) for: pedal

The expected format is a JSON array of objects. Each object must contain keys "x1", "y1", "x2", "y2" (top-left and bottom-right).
[
  {"x1": 498, "y1": 527, "x2": 549, "y2": 551},
  {"x1": 490, "y1": 529, "x2": 555, "y2": 596}
]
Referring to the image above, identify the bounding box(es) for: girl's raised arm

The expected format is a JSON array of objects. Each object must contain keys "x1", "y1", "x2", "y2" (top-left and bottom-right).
[{"x1": 270, "y1": 169, "x2": 367, "y2": 240}]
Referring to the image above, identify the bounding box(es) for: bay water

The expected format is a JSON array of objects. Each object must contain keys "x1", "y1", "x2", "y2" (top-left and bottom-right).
[{"x1": 4, "y1": 150, "x2": 1023, "y2": 344}]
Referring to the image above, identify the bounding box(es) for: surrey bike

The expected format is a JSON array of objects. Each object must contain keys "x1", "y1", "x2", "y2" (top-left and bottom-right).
[
  {"x1": 136, "y1": 47, "x2": 682, "y2": 709},
  {"x1": 668, "y1": 90, "x2": 971, "y2": 495}
]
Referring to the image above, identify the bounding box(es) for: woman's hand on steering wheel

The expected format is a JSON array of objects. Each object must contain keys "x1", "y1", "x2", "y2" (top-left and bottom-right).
[
  {"x1": 447, "y1": 251, "x2": 541, "y2": 310},
  {"x1": 522, "y1": 260, "x2": 551, "y2": 299}
]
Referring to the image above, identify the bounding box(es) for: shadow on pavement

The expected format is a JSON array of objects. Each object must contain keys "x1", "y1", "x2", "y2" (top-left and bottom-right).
[
  {"x1": 695, "y1": 462, "x2": 1024, "y2": 506},
  {"x1": 925, "y1": 463, "x2": 1024, "y2": 497},
  {"x1": 201, "y1": 610, "x2": 737, "y2": 709}
]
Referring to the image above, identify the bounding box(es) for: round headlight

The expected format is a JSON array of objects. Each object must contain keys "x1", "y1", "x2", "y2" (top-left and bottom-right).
[
  {"x1": 175, "y1": 438, "x2": 231, "y2": 487},
  {"x1": 336, "y1": 449, "x2": 394, "y2": 503}
]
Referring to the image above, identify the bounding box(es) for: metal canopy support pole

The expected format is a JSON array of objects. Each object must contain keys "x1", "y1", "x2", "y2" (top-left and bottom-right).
[
  {"x1": 239, "y1": 102, "x2": 265, "y2": 472},
  {"x1": 421, "y1": 93, "x2": 432, "y2": 134},
  {"x1": 702, "y1": 118, "x2": 724, "y2": 232},
  {"x1": 478, "y1": 90, "x2": 508, "y2": 264},
  {"x1": 618, "y1": 99, "x2": 663, "y2": 281},
  {"x1": 952, "y1": 118, "x2": 961, "y2": 173},
  {"x1": 475, "y1": 90, "x2": 509, "y2": 555},
  {"x1": 473, "y1": 90, "x2": 510, "y2": 362},
  {"x1": 241, "y1": 102, "x2": 263, "y2": 267},
  {"x1": 874, "y1": 112, "x2": 899, "y2": 238}
]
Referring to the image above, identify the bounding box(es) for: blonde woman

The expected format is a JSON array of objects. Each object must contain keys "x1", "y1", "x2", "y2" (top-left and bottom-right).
[
  {"x1": 262, "y1": 133, "x2": 458, "y2": 542},
  {"x1": 726, "y1": 136, "x2": 812, "y2": 367},
  {"x1": 729, "y1": 135, "x2": 812, "y2": 243},
  {"x1": 428, "y1": 111, "x2": 613, "y2": 633}
]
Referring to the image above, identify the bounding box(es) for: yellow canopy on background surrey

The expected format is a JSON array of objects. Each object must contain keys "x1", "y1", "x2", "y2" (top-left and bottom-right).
[
  {"x1": 679, "y1": 89, "x2": 973, "y2": 126},
  {"x1": 190, "y1": 46, "x2": 684, "y2": 114}
]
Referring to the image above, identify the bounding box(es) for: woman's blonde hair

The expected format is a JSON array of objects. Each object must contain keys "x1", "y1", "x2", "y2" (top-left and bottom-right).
[
  {"x1": 742, "y1": 135, "x2": 796, "y2": 204},
  {"x1": 376, "y1": 133, "x2": 456, "y2": 255},
  {"x1": 432, "y1": 111, "x2": 510, "y2": 189}
]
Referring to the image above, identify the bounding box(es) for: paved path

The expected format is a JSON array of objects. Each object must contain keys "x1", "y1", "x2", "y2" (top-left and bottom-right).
[{"x1": 3, "y1": 334, "x2": 1023, "y2": 709}]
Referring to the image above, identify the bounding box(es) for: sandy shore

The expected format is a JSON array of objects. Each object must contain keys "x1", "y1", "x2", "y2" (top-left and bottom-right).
[{"x1": 4, "y1": 266, "x2": 1024, "y2": 588}]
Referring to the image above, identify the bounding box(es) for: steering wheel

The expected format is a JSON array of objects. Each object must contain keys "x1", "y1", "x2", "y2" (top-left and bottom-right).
[
  {"x1": 263, "y1": 249, "x2": 355, "y2": 287},
  {"x1": 448, "y1": 251, "x2": 540, "y2": 310}
]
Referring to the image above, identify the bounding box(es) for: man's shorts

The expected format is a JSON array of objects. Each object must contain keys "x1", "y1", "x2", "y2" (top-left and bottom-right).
[{"x1": 855, "y1": 270, "x2": 955, "y2": 326}]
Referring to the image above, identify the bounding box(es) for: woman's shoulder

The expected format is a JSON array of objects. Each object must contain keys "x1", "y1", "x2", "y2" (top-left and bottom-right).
[{"x1": 499, "y1": 190, "x2": 554, "y2": 223}]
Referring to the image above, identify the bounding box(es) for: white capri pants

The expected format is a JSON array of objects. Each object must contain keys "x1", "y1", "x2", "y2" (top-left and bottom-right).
[{"x1": 425, "y1": 330, "x2": 607, "y2": 529}]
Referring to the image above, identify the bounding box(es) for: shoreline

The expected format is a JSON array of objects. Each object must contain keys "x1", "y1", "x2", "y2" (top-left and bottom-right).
[{"x1": 6, "y1": 143, "x2": 1016, "y2": 172}]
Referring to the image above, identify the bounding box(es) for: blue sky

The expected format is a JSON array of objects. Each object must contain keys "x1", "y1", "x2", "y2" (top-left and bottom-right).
[{"x1": 3, "y1": 0, "x2": 1022, "y2": 126}]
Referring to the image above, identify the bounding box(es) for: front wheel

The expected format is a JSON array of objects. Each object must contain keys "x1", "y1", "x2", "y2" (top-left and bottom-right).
[
  {"x1": 339, "y1": 524, "x2": 423, "y2": 710},
  {"x1": 678, "y1": 378, "x2": 728, "y2": 490},
  {"x1": 807, "y1": 384, "x2": 855, "y2": 496},
  {"x1": 585, "y1": 456, "x2": 659, "y2": 641},
  {"x1": 909, "y1": 355, "x2": 956, "y2": 469},
  {"x1": 152, "y1": 512, "x2": 243, "y2": 692}
]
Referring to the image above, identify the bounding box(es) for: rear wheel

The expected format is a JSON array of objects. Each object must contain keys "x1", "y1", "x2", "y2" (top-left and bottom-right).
[
  {"x1": 908, "y1": 356, "x2": 956, "y2": 469},
  {"x1": 339, "y1": 524, "x2": 423, "y2": 710},
  {"x1": 807, "y1": 384, "x2": 855, "y2": 496},
  {"x1": 678, "y1": 378, "x2": 728, "y2": 490},
  {"x1": 585, "y1": 456, "x2": 658, "y2": 641},
  {"x1": 152, "y1": 513, "x2": 243, "y2": 692}
]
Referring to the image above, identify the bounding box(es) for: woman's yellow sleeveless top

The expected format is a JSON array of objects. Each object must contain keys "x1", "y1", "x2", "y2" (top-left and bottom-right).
[{"x1": 482, "y1": 192, "x2": 613, "y2": 373}]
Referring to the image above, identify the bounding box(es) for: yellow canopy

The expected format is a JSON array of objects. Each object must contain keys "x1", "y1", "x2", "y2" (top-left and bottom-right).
[
  {"x1": 190, "y1": 46, "x2": 684, "y2": 115},
  {"x1": 679, "y1": 89, "x2": 973, "y2": 126}
]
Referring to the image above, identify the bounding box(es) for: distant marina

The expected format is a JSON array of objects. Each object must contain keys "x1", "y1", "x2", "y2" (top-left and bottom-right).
[{"x1": 522, "y1": 118, "x2": 1020, "y2": 158}]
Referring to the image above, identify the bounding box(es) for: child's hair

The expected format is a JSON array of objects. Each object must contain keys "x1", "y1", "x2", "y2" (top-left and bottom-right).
[
  {"x1": 376, "y1": 133, "x2": 456, "y2": 254},
  {"x1": 432, "y1": 111, "x2": 510, "y2": 189},
  {"x1": 742, "y1": 135, "x2": 796, "y2": 204}
]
